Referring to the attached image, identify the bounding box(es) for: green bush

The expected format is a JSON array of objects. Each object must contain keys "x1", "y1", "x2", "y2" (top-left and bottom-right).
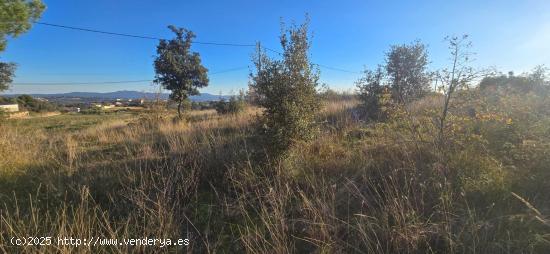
[
  {"x1": 356, "y1": 67, "x2": 386, "y2": 120},
  {"x1": 191, "y1": 101, "x2": 214, "y2": 110},
  {"x1": 0, "y1": 108, "x2": 7, "y2": 120},
  {"x1": 249, "y1": 19, "x2": 321, "y2": 157},
  {"x1": 214, "y1": 95, "x2": 245, "y2": 115},
  {"x1": 80, "y1": 107, "x2": 104, "y2": 115},
  {"x1": 16, "y1": 94, "x2": 58, "y2": 112}
]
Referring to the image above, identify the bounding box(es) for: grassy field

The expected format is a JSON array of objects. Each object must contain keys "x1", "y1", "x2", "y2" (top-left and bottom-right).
[
  {"x1": 0, "y1": 91, "x2": 549, "y2": 253},
  {"x1": 4, "y1": 112, "x2": 138, "y2": 133}
]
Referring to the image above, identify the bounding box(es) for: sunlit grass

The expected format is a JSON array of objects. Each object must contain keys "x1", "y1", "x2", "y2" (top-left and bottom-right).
[{"x1": 1, "y1": 94, "x2": 549, "y2": 253}]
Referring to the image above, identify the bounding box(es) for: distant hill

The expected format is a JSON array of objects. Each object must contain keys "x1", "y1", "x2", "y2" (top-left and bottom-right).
[{"x1": 5, "y1": 91, "x2": 229, "y2": 102}]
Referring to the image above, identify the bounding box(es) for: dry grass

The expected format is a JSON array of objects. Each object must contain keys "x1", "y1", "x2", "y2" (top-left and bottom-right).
[{"x1": 0, "y1": 96, "x2": 549, "y2": 253}]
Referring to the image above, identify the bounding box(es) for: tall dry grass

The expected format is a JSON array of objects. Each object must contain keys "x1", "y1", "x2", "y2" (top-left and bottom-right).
[{"x1": 1, "y1": 96, "x2": 549, "y2": 253}]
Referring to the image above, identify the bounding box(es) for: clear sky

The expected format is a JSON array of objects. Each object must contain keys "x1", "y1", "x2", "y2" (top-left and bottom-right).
[{"x1": 2, "y1": 0, "x2": 550, "y2": 94}]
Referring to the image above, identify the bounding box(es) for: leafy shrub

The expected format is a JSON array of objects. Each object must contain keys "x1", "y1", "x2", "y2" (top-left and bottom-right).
[
  {"x1": 215, "y1": 95, "x2": 245, "y2": 115},
  {"x1": 191, "y1": 101, "x2": 214, "y2": 110},
  {"x1": 356, "y1": 67, "x2": 386, "y2": 120},
  {"x1": 0, "y1": 96, "x2": 16, "y2": 104},
  {"x1": 0, "y1": 108, "x2": 7, "y2": 120},
  {"x1": 16, "y1": 94, "x2": 58, "y2": 112},
  {"x1": 480, "y1": 66, "x2": 549, "y2": 94},
  {"x1": 80, "y1": 107, "x2": 104, "y2": 115},
  {"x1": 249, "y1": 19, "x2": 321, "y2": 156}
]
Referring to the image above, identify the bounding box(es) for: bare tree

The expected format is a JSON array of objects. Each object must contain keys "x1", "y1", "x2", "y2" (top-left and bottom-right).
[{"x1": 436, "y1": 35, "x2": 485, "y2": 146}]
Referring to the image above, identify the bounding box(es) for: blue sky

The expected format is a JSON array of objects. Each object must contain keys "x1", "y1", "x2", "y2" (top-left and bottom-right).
[{"x1": 2, "y1": 0, "x2": 550, "y2": 94}]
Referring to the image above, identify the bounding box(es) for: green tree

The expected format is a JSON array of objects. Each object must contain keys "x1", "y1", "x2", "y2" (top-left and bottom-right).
[
  {"x1": 356, "y1": 65, "x2": 385, "y2": 120},
  {"x1": 250, "y1": 18, "x2": 321, "y2": 156},
  {"x1": 154, "y1": 25, "x2": 209, "y2": 118},
  {"x1": 385, "y1": 41, "x2": 430, "y2": 103},
  {"x1": 0, "y1": 62, "x2": 15, "y2": 91},
  {"x1": 0, "y1": 0, "x2": 45, "y2": 92},
  {"x1": 16, "y1": 94, "x2": 57, "y2": 112}
]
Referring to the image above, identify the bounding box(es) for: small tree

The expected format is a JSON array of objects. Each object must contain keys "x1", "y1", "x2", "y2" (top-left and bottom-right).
[
  {"x1": 385, "y1": 41, "x2": 430, "y2": 103},
  {"x1": 250, "y1": 19, "x2": 320, "y2": 156},
  {"x1": 0, "y1": 0, "x2": 45, "y2": 92},
  {"x1": 528, "y1": 65, "x2": 549, "y2": 86},
  {"x1": 437, "y1": 35, "x2": 483, "y2": 146},
  {"x1": 154, "y1": 26, "x2": 209, "y2": 118},
  {"x1": 356, "y1": 66, "x2": 385, "y2": 120}
]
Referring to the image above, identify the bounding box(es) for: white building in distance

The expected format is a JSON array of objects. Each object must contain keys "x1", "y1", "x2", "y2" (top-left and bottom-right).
[{"x1": 0, "y1": 104, "x2": 19, "y2": 112}]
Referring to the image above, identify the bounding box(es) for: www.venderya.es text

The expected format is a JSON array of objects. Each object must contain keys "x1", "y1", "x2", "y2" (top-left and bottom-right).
[{"x1": 10, "y1": 236, "x2": 190, "y2": 248}]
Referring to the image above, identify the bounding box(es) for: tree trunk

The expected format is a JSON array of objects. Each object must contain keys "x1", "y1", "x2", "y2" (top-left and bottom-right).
[
  {"x1": 177, "y1": 99, "x2": 183, "y2": 119},
  {"x1": 439, "y1": 44, "x2": 460, "y2": 148}
]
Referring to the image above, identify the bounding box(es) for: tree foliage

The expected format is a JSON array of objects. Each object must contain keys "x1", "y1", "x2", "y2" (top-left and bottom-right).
[
  {"x1": 0, "y1": 62, "x2": 15, "y2": 92},
  {"x1": 357, "y1": 41, "x2": 430, "y2": 120},
  {"x1": 250, "y1": 19, "x2": 320, "y2": 157},
  {"x1": 154, "y1": 25, "x2": 209, "y2": 118},
  {"x1": 385, "y1": 41, "x2": 431, "y2": 103},
  {"x1": 215, "y1": 94, "x2": 246, "y2": 115},
  {"x1": 479, "y1": 65, "x2": 549, "y2": 94},
  {"x1": 16, "y1": 94, "x2": 57, "y2": 112},
  {"x1": 0, "y1": 0, "x2": 45, "y2": 52},
  {"x1": 356, "y1": 66, "x2": 385, "y2": 120},
  {"x1": 0, "y1": 0, "x2": 45, "y2": 92}
]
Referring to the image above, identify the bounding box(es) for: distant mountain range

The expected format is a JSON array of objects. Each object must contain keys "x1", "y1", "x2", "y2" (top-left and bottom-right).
[{"x1": 5, "y1": 91, "x2": 229, "y2": 102}]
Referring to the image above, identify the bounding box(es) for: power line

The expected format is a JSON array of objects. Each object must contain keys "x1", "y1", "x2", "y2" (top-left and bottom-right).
[
  {"x1": 263, "y1": 46, "x2": 282, "y2": 55},
  {"x1": 34, "y1": 22, "x2": 162, "y2": 40},
  {"x1": 13, "y1": 80, "x2": 152, "y2": 85},
  {"x1": 32, "y1": 21, "x2": 361, "y2": 74},
  {"x1": 12, "y1": 66, "x2": 250, "y2": 85},
  {"x1": 210, "y1": 66, "x2": 249, "y2": 75},
  {"x1": 33, "y1": 22, "x2": 255, "y2": 47},
  {"x1": 314, "y1": 64, "x2": 361, "y2": 74},
  {"x1": 261, "y1": 47, "x2": 361, "y2": 74}
]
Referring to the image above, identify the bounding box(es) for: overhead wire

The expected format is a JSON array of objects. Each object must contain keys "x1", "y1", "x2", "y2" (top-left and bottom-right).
[
  {"x1": 13, "y1": 66, "x2": 250, "y2": 85},
  {"x1": 31, "y1": 21, "x2": 361, "y2": 74},
  {"x1": 33, "y1": 22, "x2": 255, "y2": 47}
]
